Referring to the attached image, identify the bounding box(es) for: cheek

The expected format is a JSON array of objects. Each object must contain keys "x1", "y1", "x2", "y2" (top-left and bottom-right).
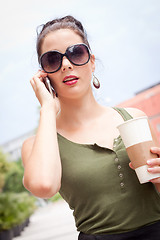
[
  {"x1": 90, "y1": 55, "x2": 95, "y2": 72},
  {"x1": 83, "y1": 64, "x2": 94, "y2": 79},
  {"x1": 86, "y1": 60, "x2": 95, "y2": 76},
  {"x1": 47, "y1": 73, "x2": 60, "y2": 86}
]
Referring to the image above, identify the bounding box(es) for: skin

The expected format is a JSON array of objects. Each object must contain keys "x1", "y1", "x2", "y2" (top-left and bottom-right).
[{"x1": 22, "y1": 28, "x2": 160, "y2": 198}]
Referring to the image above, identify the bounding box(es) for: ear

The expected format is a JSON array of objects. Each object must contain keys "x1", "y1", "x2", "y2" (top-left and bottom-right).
[{"x1": 90, "y1": 54, "x2": 95, "y2": 72}]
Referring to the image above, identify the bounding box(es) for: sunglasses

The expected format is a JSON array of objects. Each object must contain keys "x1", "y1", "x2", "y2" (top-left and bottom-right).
[{"x1": 40, "y1": 43, "x2": 91, "y2": 73}]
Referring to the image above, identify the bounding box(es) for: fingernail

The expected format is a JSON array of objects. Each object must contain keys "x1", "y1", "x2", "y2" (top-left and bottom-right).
[
  {"x1": 151, "y1": 147, "x2": 157, "y2": 151},
  {"x1": 147, "y1": 160, "x2": 151, "y2": 164}
]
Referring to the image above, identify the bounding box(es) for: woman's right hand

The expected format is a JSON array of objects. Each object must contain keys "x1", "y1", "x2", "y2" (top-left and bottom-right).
[
  {"x1": 23, "y1": 70, "x2": 62, "y2": 198},
  {"x1": 30, "y1": 70, "x2": 60, "y2": 114}
]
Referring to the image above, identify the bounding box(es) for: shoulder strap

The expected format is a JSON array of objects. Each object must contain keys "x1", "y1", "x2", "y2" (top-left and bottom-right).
[{"x1": 113, "y1": 107, "x2": 133, "y2": 121}]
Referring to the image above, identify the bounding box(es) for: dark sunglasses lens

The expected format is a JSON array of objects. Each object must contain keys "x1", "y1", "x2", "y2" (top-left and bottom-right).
[
  {"x1": 41, "y1": 51, "x2": 61, "y2": 73},
  {"x1": 68, "y1": 44, "x2": 90, "y2": 65}
]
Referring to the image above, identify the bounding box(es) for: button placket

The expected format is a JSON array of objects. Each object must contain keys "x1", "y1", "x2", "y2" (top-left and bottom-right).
[
  {"x1": 113, "y1": 138, "x2": 118, "y2": 149},
  {"x1": 115, "y1": 157, "x2": 119, "y2": 163},
  {"x1": 113, "y1": 137, "x2": 120, "y2": 150},
  {"x1": 114, "y1": 154, "x2": 125, "y2": 191},
  {"x1": 119, "y1": 173, "x2": 123, "y2": 178},
  {"x1": 117, "y1": 165, "x2": 121, "y2": 170},
  {"x1": 120, "y1": 182, "x2": 125, "y2": 187}
]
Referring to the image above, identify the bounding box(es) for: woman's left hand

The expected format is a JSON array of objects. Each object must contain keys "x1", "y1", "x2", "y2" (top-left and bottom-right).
[
  {"x1": 147, "y1": 147, "x2": 160, "y2": 184},
  {"x1": 129, "y1": 146, "x2": 160, "y2": 183}
]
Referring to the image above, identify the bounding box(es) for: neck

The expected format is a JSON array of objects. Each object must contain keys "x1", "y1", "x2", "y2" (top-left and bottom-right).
[{"x1": 57, "y1": 90, "x2": 103, "y2": 129}]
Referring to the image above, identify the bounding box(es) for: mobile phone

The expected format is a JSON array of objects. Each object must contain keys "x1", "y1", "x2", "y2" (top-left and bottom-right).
[{"x1": 44, "y1": 77, "x2": 55, "y2": 98}]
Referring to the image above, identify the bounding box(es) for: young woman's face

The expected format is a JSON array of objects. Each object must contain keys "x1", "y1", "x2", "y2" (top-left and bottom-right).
[{"x1": 40, "y1": 29, "x2": 95, "y2": 99}]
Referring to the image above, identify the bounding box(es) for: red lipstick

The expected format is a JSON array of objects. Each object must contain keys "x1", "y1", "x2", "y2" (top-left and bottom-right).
[
  {"x1": 63, "y1": 75, "x2": 79, "y2": 82},
  {"x1": 63, "y1": 75, "x2": 79, "y2": 86}
]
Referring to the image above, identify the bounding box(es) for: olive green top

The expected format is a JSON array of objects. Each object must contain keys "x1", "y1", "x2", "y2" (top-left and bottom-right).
[{"x1": 58, "y1": 107, "x2": 160, "y2": 235}]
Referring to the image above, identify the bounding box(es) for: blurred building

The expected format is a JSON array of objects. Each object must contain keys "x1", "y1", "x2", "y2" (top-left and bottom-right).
[{"x1": 117, "y1": 82, "x2": 160, "y2": 143}]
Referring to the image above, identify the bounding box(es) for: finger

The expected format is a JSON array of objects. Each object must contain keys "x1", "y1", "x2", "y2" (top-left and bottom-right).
[
  {"x1": 33, "y1": 74, "x2": 46, "y2": 89},
  {"x1": 147, "y1": 166, "x2": 160, "y2": 173},
  {"x1": 37, "y1": 70, "x2": 48, "y2": 79},
  {"x1": 30, "y1": 78, "x2": 36, "y2": 92},
  {"x1": 129, "y1": 162, "x2": 134, "y2": 170},
  {"x1": 151, "y1": 147, "x2": 160, "y2": 157},
  {"x1": 150, "y1": 177, "x2": 160, "y2": 184},
  {"x1": 30, "y1": 74, "x2": 45, "y2": 95},
  {"x1": 147, "y1": 158, "x2": 160, "y2": 166},
  {"x1": 33, "y1": 70, "x2": 47, "y2": 84}
]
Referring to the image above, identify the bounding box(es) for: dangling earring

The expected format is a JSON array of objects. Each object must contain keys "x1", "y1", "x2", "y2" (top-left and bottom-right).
[{"x1": 93, "y1": 74, "x2": 100, "y2": 89}]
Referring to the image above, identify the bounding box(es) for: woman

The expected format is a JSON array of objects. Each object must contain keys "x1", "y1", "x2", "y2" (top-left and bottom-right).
[{"x1": 22, "y1": 15, "x2": 160, "y2": 239}]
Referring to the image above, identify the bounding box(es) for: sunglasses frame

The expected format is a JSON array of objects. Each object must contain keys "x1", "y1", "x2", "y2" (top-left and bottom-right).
[{"x1": 40, "y1": 43, "x2": 91, "y2": 74}]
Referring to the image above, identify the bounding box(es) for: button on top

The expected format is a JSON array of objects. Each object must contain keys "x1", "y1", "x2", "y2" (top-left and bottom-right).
[
  {"x1": 115, "y1": 158, "x2": 119, "y2": 163},
  {"x1": 120, "y1": 182, "x2": 124, "y2": 187},
  {"x1": 118, "y1": 165, "x2": 121, "y2": 170},
  {"x1": 119, "y1": 173, "x2": 123, "y2": 178}
]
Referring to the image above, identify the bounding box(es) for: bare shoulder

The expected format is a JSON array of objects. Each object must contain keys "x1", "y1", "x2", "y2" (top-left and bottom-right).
[
  {"x1": 21, "y1": 136, "x2": 36, "y2": 166},
  {"x1": 124, "y1": 107, "x2": 147, "y2": 118}
]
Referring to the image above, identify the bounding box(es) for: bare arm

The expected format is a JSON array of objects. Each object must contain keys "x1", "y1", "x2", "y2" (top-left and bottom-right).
[{"x1": 22, "y1": 71, "x2": 61, "y2": 199}]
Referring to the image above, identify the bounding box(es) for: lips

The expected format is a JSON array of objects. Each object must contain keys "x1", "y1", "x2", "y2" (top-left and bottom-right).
[{"x1": 63, "y1": 75, "x2": 79, "y2": 83}]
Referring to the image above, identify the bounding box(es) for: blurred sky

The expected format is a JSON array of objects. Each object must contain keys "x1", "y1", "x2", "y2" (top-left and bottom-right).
[{"x1": 0, "y1": 0, "x2": 160, "y2": 144}]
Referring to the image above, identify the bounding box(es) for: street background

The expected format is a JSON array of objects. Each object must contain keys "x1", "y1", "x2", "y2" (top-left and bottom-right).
[{"x1": 13, "y1": 200, "x2": 79, "y2": 240}]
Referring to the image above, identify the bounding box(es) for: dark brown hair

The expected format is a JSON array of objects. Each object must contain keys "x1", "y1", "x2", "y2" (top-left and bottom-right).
[{"x1": 36, "y1": 15, "x2": 91, "y2": 62}]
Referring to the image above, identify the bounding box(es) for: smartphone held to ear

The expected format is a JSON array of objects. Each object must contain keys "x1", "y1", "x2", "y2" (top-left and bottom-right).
[{"x1": 44, "y1": 77, "x2": 56, "y2": 98}]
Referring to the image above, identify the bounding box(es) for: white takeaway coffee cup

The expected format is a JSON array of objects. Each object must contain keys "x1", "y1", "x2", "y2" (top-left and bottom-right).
[{"x1": 117, "y1": 116, "x2": 160, "y2": 184}]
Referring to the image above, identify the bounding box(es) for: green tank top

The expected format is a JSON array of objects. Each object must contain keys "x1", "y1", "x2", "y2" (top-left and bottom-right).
[{"x1": 58, "y1": 107, "x2": 160, "y2": 234}]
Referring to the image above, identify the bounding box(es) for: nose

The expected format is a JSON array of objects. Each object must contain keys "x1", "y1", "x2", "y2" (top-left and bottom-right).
[{"x1": 61, "y1": 56, "x2": 73, "y2": 72}]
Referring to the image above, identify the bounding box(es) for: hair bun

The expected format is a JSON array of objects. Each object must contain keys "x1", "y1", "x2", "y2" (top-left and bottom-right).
[{"x1": 60, "y1": 16, "x2": 85, "y2": 33}]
